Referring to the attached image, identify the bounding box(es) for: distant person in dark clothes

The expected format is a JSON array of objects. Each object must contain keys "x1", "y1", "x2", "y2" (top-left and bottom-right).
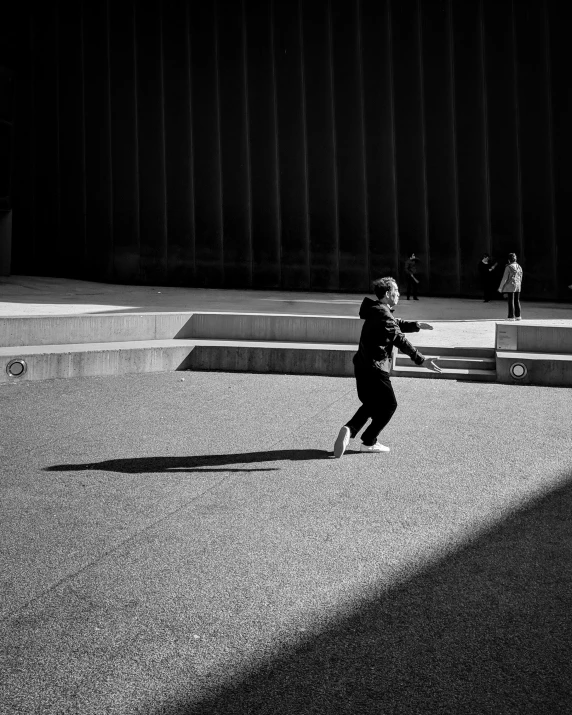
[
  {"x1": 404, "y1": 253, "x2": 420, "y2": 300},
  {"x1": 333, "y1": 277, "x2": 441, "y2": 458},
  {"x1": 498, "y1": 252, "x2": 523, "y2": 320},
  {"x1": 478, "y1": 253, "x2": 498, "y2": 302}
]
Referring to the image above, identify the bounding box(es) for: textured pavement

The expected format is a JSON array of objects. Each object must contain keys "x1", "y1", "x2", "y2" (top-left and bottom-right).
[{"x1": 1, "y1": 369, "x2": 572, "y2": 714}]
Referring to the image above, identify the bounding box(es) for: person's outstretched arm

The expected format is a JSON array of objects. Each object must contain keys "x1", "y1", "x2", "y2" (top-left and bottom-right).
[{"x1": 386, "y1": 318, "x2": 442, "y2": 372}]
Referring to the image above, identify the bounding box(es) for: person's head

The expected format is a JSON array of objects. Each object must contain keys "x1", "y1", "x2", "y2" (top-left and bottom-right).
[
  {"x1": 373, "y1": 277, "x2": 399, "y2": 307},
  {"x1": 482, "y1": 253, "x2": 490, "y2": 262},
  {"x1": 409, "y1": 252, "x2": 416, "y2": 260},
  {"x1": 508, "y1": 252, "x2": 517, "y2": 264}
]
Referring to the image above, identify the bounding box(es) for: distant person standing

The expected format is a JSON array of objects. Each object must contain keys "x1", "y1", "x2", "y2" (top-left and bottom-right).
[
  {"x1": 498, "y1": 253, "x2": 523, "y2": 320},
  {"x1": 404, "y1": 253, "x2": 420, "y2": 300},
  {"x1": 478, "y1": 253, "x2": 498, "y2": 302}
]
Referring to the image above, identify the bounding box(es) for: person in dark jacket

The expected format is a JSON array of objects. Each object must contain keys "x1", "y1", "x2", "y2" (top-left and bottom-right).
[
  {"x1": 333, "y1": 277, "x2": 441, "y2": 457},
  {"x1": 404, "y1": 253, "x2": 420, "y2": 300},
  {"x1": 478, "y1": 253, "x2": 498, "y2": 302}
]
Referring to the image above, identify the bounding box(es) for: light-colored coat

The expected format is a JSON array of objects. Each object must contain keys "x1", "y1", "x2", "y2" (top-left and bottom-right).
[{"x1": 499, "y1": 262, "x2": 523, "y2": 293}]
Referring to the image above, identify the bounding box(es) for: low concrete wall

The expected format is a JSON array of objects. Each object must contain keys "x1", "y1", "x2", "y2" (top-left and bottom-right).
[
  {"x1": 0, "y1": 342, "x2": 195, "y2": 382},
  {"x1": 181, "y1": 343, "x2": 355, "y2": 377},
  {"x1": 497, "y1": 351, "x2": 572, "y2": 387},
  {"x1": 0, "y1": 313, "x2": 192, "y2": 347},
  {"x1": 496, "y1": 322, "x2": 572, "y2": 354},
  {"x1": 0, "y1": 339, "x2": 356, "y2": 382},
  {"x1": 1, "y1": 312, "x2": 360, "y2": 347},
  {"x1": 495, "y1": 323, "x2": 572, "y2": 386},
  {"x1": 177, "y1": 312, "x2": 362, "y2": 344}
]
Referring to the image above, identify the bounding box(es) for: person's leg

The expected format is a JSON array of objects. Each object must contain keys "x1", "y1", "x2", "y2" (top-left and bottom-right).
[
  {"x1": 345, "y1": 365, "x2": 374, "y2": 437},
  {"x1": 507, "y1": 292, "x2": 515, "y2": 319},
  {"x1": 514, "y1": 291, "x2": 521, "y2": 319},
  {"x1": 334, "y1": 364, "x2": 371, "y2": 457},
  {"x1": 360, "y1": 373, "x2": 398, "y2": 447},
  {"x1": 406, "y1": 277, "x2": 412, "y2": 300},
  {"x1": 412, "y1": 278, "x2": 419, "y2": 300},
  {"x1": 345, "y1": 405, "x2": 370, "y2": 437},
  {"x1": 484, "y1": 279, "x2": 494, "y2": 301}
]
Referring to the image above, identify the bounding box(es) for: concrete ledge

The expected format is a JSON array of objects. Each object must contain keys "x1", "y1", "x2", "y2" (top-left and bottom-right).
[
  {"x1": 0, "y1": 313, "x2": 193, "y2": 347},
  {"x1": 0, "y1": 340, "x2": 198, "y2": 383},
  {"x1": 178, "y1": 312, "x2": 362, "y2": 344},
  {"x1": 395, "y1": 354, "x2": 496, "y2": 371},
  {"x1": 1, "y1": 336, "x2": 502, "y2": 383},
  {"x1": 496, "y1": 350, "x2": 572, "y2": 387},
  {"x1": 406, "y1": 345, "x2": 495, "y2": 358},
  {"x1": 496, "y1": 322, "x2": 572, "y2": 354},
  {"x1": 183, "y1": 342, "x2": 356, "y2": 376},
  {"x1": 0, "y1": 312, "x2": 362, "y2": 347},
  {"x1": 391, "y1": 365, "x2": 496, "y2": 381},
  {"x1": 0, "y1": 339, "x2": 358, "y2": 382}
]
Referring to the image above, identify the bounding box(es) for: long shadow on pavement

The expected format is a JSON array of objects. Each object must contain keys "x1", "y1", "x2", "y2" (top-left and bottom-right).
[
  {"x1": 151, "y1": 474, "x2": 572, "y2": 715},
  {"x1": 44, "y1": 449, "x2": 332, "y2": 474}
]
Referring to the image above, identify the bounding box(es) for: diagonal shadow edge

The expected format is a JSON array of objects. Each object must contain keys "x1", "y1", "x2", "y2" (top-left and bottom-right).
[{"x1": 143, "y1": 471, "x2": 572, "y2": 715}]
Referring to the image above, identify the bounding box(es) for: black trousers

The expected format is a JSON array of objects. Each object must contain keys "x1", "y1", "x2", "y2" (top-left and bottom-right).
[
  {"x1": 482, "y1": 278, "x2": 496, "y2": 301},
  {"x1": 406, "y1": 276, "x2": 418, "y2": 299},
  {"x1": 507, "y1": 291, "x2": 521, "y2": 318},
  {"x1": 345, "y1": 363, "x2": 398, "y2": 446}
]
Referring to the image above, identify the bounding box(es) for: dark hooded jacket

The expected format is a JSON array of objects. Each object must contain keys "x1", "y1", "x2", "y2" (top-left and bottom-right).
[{"x1": 355, "y1": 297, "x2": 426, "y2": 373}]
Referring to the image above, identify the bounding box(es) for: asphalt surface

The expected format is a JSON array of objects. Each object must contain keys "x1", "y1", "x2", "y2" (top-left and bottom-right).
[{"x1": 1, "y1": 369, "x2": 571, "y2": 714}]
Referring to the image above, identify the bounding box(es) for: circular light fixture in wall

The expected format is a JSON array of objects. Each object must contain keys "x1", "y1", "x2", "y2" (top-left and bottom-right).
[
  {"x1": 509, "y1": 362, "x2": 527, "y2": 380},
  {"x1": 6, "y1": 359, "x2": 28, "y2": 378}
]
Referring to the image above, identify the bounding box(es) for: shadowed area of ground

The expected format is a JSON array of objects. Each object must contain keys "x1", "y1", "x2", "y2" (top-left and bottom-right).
[
  {"x1": 177, "y1": 478, "x2": 572, "y2": 715},
  {"x1": 1, "y1": 370, "x2": 571, "y2": 713}
]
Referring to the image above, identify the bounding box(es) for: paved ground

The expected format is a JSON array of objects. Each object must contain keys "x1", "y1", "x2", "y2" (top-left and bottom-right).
[
  {"x1": 1, "y1": 369, "x2": 571, "y2": 714},
  {"x1": 2, "y1": 275, "x2": 572, "y2": 350}
]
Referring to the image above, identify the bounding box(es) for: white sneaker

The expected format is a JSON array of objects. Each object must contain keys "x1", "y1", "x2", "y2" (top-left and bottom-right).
[
  {"x1": 360, "y1": 442, "x2": 390, "y2": 453},
  {"x1": 515, "y1": 317, "x2": 522, "y2": 321},
  {"x1": 334, "y1": 426, "x2": 351, "y2": 458}
]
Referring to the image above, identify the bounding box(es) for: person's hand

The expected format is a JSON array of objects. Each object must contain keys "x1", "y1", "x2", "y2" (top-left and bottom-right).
[
  {"x1": 418, "y1": 322, "x2": 434, "y2": 330},
  {"x1": 426, "y1": 360, "x2": 442, "y2": 373},
  {"x1": 498, "y1": 288, "x2": 503, "y2": 293}
]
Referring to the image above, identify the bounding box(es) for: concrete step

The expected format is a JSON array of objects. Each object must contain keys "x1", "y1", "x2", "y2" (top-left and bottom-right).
[
  {"x1": 0, "y1": 339, "x2": 357, "y2": 382},
  {"x1": 408, "y1": 345, "x2": 495, "y2": 359},
  {"x1": 0, "y1": 339, "x2": 198, "y2": 382},
  {"x1": 0, "y1": 313, "x2": 192, "y2": 347},
  {"x1": 0, "y1": 312, "x2": 362, "y2": 347},
  {"x1": 496, "y1": 350, "x2": 572, "y2": 387},
  {"x1": 395, "y1": 354, "x2": 496, "y2": 371},
  {"x1": 1, "y1": 339, "x2": 500, "y2": 383},
  {"x1": 391, "y1": 365, "x2": 496, "y2": 381}
]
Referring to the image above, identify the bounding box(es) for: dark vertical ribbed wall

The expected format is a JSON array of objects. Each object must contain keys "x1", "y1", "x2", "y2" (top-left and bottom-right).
[{"x1": 10, "y1": 0, "x2": 572, "y2": 298}]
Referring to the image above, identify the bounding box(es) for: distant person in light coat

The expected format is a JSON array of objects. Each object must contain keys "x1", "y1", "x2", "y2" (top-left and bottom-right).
[{"x1": 498, "y1": 253, "x2": 523, "y2": 320}]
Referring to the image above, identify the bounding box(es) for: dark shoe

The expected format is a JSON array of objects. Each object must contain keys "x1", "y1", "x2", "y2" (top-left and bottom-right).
[
  {"x1": 413, "y1": 297, "x2": 419, "y2": 300},
  {"x1": 334, "y1": 426, "x2": 351, "y2": 458}
]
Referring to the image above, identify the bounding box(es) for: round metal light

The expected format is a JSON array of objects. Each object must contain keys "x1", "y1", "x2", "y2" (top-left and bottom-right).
[
  {"x1": 6, "y1": 359, "x2": 28, "y2": 378},
  {"x1": 509, "y1": 362, "x2": 527, "y2": 379}
]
